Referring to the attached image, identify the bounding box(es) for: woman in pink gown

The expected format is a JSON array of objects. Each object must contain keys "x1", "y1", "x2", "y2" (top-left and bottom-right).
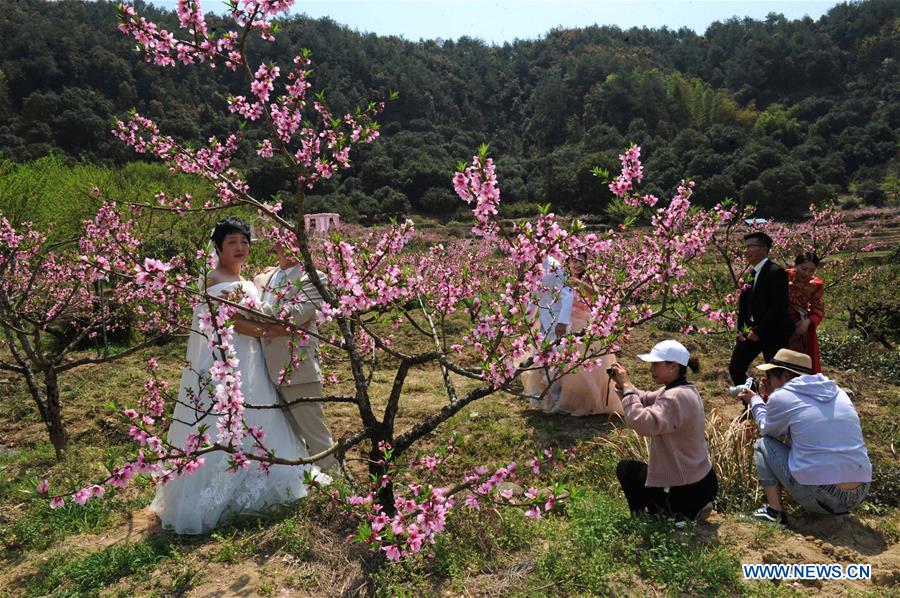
[{"x1": 524, "y1": 257, "x2": 623, "y2": 417}]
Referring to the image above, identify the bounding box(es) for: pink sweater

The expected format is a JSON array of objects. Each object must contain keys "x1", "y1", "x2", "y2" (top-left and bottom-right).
[{"x1": 622, "y1": 382, "x2": 712, "y2": 487}]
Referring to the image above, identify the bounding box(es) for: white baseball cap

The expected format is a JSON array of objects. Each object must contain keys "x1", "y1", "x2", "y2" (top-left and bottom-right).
[{"x1": 637, "y1": 340, "x2": 690, "y2": 366}]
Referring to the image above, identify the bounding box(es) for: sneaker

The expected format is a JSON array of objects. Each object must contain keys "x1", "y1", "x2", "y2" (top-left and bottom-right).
[
  {"x1": 674, "y1": 502, "x2": 714, "y2": 530},
  {"x1": 753, "y1": 505, "x2": 788, "y2": 528},
  {"x1": 696, "y1": 501, "x2": 714, "y2": 523}
]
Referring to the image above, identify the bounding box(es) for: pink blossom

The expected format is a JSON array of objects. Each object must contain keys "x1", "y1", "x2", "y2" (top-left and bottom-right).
[
  {"x1": 72, "y1": 487, "x2": 93, "y2": 505},
  {"x1": 184, "y1": 458, "x2": 205, "y2": 475},
  {"x1": 382, "y1": 544, "x2": 402, "y2": 561},
  {"x1": 524, "y1": 506, "x2": 542, "y2": 520},
  {"x1": 371, "y1": 513, "x2": 390, "y2": 532},
  {"x1": 406, "y1": 525, "x2": 426, "y2": 552}
]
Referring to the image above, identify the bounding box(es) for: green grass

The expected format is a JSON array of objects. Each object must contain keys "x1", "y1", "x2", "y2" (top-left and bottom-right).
[
  {"x1": 269, "y1": 516, "x2": 314, "y2": 561},
  {"x1": 749, "y1": 520, "x2": 789, "y2": 548},
  {"x1": 371, "y1": 503, "x2": 539, "y2": 596},
  {"x1": 0, "y1": 443, "x2": 57, "y2": 501},
  {"x1": 6, "y1": 493, "x2": 123, "y2": 555},
  {"x1": 529, "y1": 491, "x2": 741, "y2": 596},
  {"x1": 0, "y1": 443, "x2": 155, "y2": 557},
  {"x1": 1, "y1": 248, "x2": 897, "y2": 595},
  {"x1": 819, "y1": 331, "x2": 900, "y2": 384},
  {"x1": 24, "y1": 534, "x2": 181, "y2": 597},
  {"x1": 208, "y1": 530, "x2": 256, "y2": 564},
  {"x1": 372, "y1": 485, "x2": 741, "y2": 596}
]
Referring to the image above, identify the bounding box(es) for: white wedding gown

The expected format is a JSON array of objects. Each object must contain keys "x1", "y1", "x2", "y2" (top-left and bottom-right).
[{"x1": 151, "y1": 280, "x2": 327, "y2": 534}]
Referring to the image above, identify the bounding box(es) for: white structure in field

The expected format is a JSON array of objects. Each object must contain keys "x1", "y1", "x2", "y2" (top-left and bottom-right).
[{"x1": 304, "y1": 213, "x2": 341, "y2": 233}]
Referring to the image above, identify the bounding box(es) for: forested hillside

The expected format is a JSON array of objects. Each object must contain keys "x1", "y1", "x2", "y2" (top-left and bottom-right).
[{"x1": 1, "y1": 0, "x2": 897, "y2": 220}]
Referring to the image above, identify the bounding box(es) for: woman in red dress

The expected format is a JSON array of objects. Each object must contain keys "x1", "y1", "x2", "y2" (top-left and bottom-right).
[{"x1": 787, "y1": 252, "x2": 825, "y2": 374}]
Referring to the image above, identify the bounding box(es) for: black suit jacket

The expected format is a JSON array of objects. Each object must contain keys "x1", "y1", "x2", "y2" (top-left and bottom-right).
[{"x1": 737, "y1": 259, "x2": 793, "y2": 345}]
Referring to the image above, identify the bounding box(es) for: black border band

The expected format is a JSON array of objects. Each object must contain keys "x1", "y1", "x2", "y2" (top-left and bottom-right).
[{"x1": 770, "y1": 358, "x2": 811, "y2": 374}]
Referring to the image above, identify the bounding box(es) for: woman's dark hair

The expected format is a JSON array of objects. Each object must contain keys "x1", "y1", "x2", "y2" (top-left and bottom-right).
[
  {"x1": 676, "y1": 356, "x2": 701, "y2": 378},
  {"x1": 743, "y1": 231, "x2": 773, "y2": 249},
  {"x1": 211, "y1": 216, "x2": 252, "y2": 251},
  {"x1": 566, "y1": 251, "x2": 588, "y2": 280},
  {"x1": 794, "y1": 251, "x2": 821, "y2": 267}
]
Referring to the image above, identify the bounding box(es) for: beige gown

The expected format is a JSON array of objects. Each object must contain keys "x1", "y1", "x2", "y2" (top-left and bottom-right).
[{"x1": 523, "y1": 294, "x2": 624, "y2": 417}]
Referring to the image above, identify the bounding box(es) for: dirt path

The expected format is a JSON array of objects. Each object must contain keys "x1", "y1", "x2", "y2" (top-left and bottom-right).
[{"x1": 704, "y1": 512, "x2": 900, "y2": 592}]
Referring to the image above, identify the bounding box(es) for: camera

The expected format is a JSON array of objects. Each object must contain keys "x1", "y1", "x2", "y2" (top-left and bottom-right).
[
  {"x1": 606, "y1": 365, "x2": 616, "y2": 377},
  {"x1": 728, "y1": 376, "x2": 758, "y2": 397}
]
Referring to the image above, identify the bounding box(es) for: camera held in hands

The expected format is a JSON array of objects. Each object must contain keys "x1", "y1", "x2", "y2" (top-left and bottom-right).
[{"x1": 728, "y1": 376, "x2": 758, "y2": 397}]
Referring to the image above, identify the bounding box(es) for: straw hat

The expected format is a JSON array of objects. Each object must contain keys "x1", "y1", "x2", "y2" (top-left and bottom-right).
[{"x1": 756, "y1": 349, "x2": 813, "y2": 376}]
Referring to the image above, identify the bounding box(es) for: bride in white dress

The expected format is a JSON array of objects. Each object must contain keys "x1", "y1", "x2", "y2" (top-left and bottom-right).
[{"x1": 151, "y1": 216, "x2": 327, "y2": 534}]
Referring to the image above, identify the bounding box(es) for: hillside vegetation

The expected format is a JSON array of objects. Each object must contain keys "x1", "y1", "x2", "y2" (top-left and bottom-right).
[{"x1": 0, "y1": 0, "x2": 897, "y2": 221}]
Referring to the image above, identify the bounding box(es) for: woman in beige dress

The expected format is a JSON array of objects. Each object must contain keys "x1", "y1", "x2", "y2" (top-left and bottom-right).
[{"x1": 525, "y1": 256, "x2": 623, "y2": 417}]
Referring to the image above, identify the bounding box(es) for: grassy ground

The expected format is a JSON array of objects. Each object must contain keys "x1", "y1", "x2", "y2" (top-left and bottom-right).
[
  {"x1": 1, "y1": 319, "x2": 897, "y2": 596},
  {"x1": 1, "y1": 219, "x2": 899, "y2": 596}
]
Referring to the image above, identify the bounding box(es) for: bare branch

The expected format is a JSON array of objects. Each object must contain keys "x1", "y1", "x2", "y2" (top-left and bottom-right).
[
  {"x1": 243, "y1": 395, "x2": 357, "y2": 409},
  {"x1": 382, "y1": 360, "x2": 410, "y2": 431},
  {"x1": 56, "y1": 337, "x2": 166, "y2": 372},
  {"x1": 401, "y1": 309, "x2": 434, "y2": 339},
  {"x1": 0, "y1": 286, "x2": 44, "y2": 368},
  {"x1": 418, "y1": 298, "x2": 458, "y2": 403},
  {"x1": 0, "y1": 359, "x2": 24, "y2": 373},
  {"x1": 357, "y1": 319, "x2": 440, "y2": 364},
  {"x1": 393, "y1": 384, "x2": 495, "y2": 454}
]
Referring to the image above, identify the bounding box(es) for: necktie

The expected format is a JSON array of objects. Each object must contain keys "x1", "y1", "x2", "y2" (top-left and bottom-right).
[{"x1": 748, "y1": 269, "x2": 758, "y2": 322}]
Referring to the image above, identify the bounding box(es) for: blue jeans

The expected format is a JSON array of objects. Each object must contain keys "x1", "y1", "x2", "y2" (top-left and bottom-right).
[{"x1": 753, "y1": 436, "x2": 869, "y2": 514}]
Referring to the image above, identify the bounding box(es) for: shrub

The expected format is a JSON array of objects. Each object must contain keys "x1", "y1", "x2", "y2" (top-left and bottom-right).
[
  {"x1": 845, "y1": 264, "x2": 900, "y2": 351},
  {"x1": 604, "y1": 196, "x2": 644, "y2": 225},
  {"x1": 418, "y1": 187, "x2": 458, "y2": 215},
  {"x1": 497, "y1": 201, "x2": 542, "y2": 218},
  {"x1": 819, "y1": 332, "x2": 900, "y2": 383},
  {"x1": 0, "y1": 156, "x2": 218, "y2": 241}
]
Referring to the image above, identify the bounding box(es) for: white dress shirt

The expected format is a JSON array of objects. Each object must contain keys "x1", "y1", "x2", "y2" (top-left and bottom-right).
[
  {"x1": 262, "y1": 265, "x2": 297, "y2": 306},
  {"x1": 751, "y1": 257, "x2": 768, "y2": 291},
  {"x1": 532, "y1": 256, "x2": 574, "y2": 342}
]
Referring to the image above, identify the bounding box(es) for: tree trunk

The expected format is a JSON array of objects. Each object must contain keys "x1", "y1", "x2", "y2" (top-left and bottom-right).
[
  {"x1": 369, "y1": 426, "x2": 395, "y2": 514},
  {"x1": 43, "y1": 369, "x2": 68, "y2": 459}
]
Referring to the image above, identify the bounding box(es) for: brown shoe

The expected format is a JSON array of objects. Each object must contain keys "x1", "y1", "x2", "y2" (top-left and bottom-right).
[{"x1": 696, "y1": 502, "x2": 714, "y2": 523}]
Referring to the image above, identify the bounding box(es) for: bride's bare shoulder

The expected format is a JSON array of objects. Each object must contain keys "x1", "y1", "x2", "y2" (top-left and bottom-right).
[{"x1": 205, "y1": 269, "x2": 233, "y2": 289}]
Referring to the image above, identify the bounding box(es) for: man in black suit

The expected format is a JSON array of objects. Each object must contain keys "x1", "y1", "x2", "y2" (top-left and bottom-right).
[{"x1": 729, "y1": 232, "x2": 794, "y2": 404}]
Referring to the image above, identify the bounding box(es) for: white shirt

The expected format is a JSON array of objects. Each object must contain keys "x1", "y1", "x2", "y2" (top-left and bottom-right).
[
  {"x1": 262, "y1": 265, "x2": 298, "y2": 306},
  {"x1": 531, "y1": 256, "x2": 574, "y2": 341},
  {"x1": 751, "y1": 257, "x2": 768, "y2": 291}
]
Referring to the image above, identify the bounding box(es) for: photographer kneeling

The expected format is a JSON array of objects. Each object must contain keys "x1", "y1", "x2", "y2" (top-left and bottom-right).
[
  {"x1": 610, "y1": 340, "x2": 717, "y2": 525},
  {"x1": 738, "y1": 349, "x2": 871, "y2": 527}
]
